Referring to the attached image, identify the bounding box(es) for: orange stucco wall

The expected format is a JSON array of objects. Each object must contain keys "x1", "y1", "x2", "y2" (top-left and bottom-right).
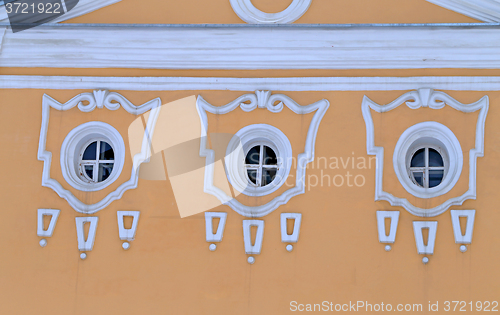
[{"x1": 1, "y1": 87, "x2": 499, "y2": 314}]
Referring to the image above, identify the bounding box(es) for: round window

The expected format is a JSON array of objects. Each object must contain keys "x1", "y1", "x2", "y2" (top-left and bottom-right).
[
  {"x1": 61, "y1": 122, "x2": 125, "y2": 192},
  {"x1": 79, "y1": 140, "x2": 115, "y2": 183},
  {"x1": 225, "y1": 124, "x2": 292, "y2": 197},
  {"x1": 408, "y1": 147, "x2": 445, "y2": 188},
  {"x1": 244, "y1": 145, "x2": 278, "y2": 187},
  {"x1": 393, "y1": 122, "x2": 462, "y2": 199}
]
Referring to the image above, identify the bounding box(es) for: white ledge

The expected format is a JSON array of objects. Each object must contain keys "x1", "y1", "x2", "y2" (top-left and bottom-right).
[
  {"x1": 1, "y1": 24, "x2": 500, "y2": 69},
  {"x1": 5, "y1": 76, "x2": 500, "y2": 91}
]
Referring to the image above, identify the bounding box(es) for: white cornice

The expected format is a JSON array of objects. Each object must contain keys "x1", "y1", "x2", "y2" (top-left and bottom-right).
[
  {"x1": 1, "y1": 24, "x2": 500, "y2": 69},
  {"x1": 4, "y1": 76, "x2": 500, "y2": 91},
  {"x1": 426, "y1": 0, "x2": 500, "y2": 22}
]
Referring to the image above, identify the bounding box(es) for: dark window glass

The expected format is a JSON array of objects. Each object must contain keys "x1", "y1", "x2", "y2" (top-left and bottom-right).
[
  {"x1": 428, "y1": 170, "x2": 444, "y2": 188},
  {"x1": 245, "y1": 146, "x2": 260, "y2": 165},
  {"x1": 247, "y1": 169, "x2": 257, "y2": 184},
  {"x1": 84, "y1": 165, "x2": 93, "y2": 180},
  {"x1": 410, "y1": 148, "x2": 425, "y2": 167},
  {"x1": 412, "y1": 171, "x2": 424, "y2": 187},
  {"x1": 262, "y1": 168, "x2": 277, "y2": 186},
  {"x1": 99, "y1": 141, "x2": 114, "y2": 160},
  {"x1": 98, "y1": 163, "x2": 114, "y2": 182},
  {"x1": 428, "y1": 148, "x2": 443, "y2": 167},
  {"x1": 82, "y1": 141, "x2": 97, "y2": 160},
  {"x1": 263, "y1": 146, "x2": 277, "y2": 165}
]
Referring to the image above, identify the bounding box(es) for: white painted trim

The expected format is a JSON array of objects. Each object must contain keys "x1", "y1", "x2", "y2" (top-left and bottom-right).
[
  {"x1": 280, "y1": 213, "x2": 302, "y2": 243},
  {"x1": 413, "y1": 221, "x2": 438, "y2": 255},
  {"x1": 229, "y1": 0, "x2": 311, "y2": 24},
  {"x1": 393, "y1": 122, "x2": 463, "y2": 199},
  {"x1": 450, "y1": 209, "x2": 475, "y2": 244},
  {"x1": 37, "y1": 209, "x2": 60, "y2": 237},
  {"x1": 117, "y1": 211, "x2": 140, "y2": 241},
  {"x1": 6, "y1": 76, "x2": 500, "y2": 91},
  {"x1": 0, "y1": 0, "x2": 121, "y2": 23},
  {"x1": 197, "y1": 91, "x2": 329, "y2": 217},
  {"x1": 75, "y1": 216, "x2": 98, "y2": 251},
  {"x1": 205, "y1": 212, "x2": 227, "y2": 243},
  {"x1": 426, "y1": 0, "x2": 500, "y2": 22},
  {"x1": 242, "y1": 220, "x2": 264, "y2": 254},
  {"x1": 60, "y1": 121, "x2": 125, "y2": 192},
  {"x1": 2, "y1": 25, "x2": 500, "y2": 69},
  {"x1": 362, "y1": 89, "x2": 488, "y2": 217},
  {"x1": 376, "y1": 211, "x2": 399, "y2": 244},
  {"x1": 225, "y1": 123, "x2": 292, "y2": 197},
  {"x1": 38, "y1": 90, "x2": 161, "y2": 214}
]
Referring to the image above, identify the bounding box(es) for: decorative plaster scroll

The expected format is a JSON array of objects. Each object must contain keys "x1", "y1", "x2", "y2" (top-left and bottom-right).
[
  {"x1": 3, "y1": 25, "x2": 500, "y2": 69},
  {"x1": 376, "y1": 211, "x2": 399, "y2": 244},
  {"x1": 450, "y1": 210, "x2": 475, "y2": 244},
  {"x1": 426, "y1": 0, "x2": 500, "y2": 22},
  {"x1": 197, "y1": 91, "x2": 329, "y2": 217},
  {"x1": 229, "y1": 0, "x2": 311, "y2": 24},
  {"x1": 413, "y1": 221, "x2": 438, "y2": 255},
  {"x1": 37, "y1": 209, "x2": 60, "y2": 237},
  {"x1": 205, "y1": 212, "x2": 227, "y2": 243},
  {"x1": 280, "y1": 213, "x2": 302, "y2": 243},
  {"x1": 75, "y1": 216, "x2": 98, "y2": 251},
  {"x1": 38, "y1": 90, "x2": 161, "y2": 214},
  {"x1": 362, "y1": 88, "x2": 488, "y2": 217},
  {"x1": 117, "y1": 211, "x2": 140, "y2": 241},
  {"x1": 7, "y1": 76, "x2": 500, "y2": 91}
]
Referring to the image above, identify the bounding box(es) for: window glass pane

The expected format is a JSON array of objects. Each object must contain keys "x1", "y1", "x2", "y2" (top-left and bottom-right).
[
  {"x1": 410, "y1": 148, "x2": 425, "y2": 167},
  {"x1": 263, "y1": 146, "x2": 277, "y2": 165},
  {"x1": 262, "y1": 168, "x2": 277, "y2": 186},
  {"x1": 247, "y1": 169, "x2": 257, "y2": 185},
  {"x1": 99, "y1": 141, "x2": 114, "y2": 160},
  {"x1": 428, "y1": 169, "x2": 444, "y2": 188},
  {"x1": 82, "y1": 141, "x2": 97, "y2": 160},
  {"x1": 84, "y1": 165, "x2": 93, "y2": 180},
  {"x1": 245, "y1": 146, "x2": 260, "y2": 165},
  {"x1": 411, "y1": 171, "x2": 424, "y2": 187},
  {"x1": 428, "y1": 148, "x2": 444, "y2": 167},
  {"x1": 98, "y1": 163, "x2": 114, "y2": 182}
]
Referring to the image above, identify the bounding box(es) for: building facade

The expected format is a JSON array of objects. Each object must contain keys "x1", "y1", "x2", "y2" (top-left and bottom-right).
[{"x1": 1, "y1": 0, "x2": 500, "y2": 314}]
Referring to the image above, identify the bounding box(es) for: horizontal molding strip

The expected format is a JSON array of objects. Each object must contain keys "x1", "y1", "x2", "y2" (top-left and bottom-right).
[
  {"x1": 3, "y1": 75, "x2": 500, "y2": 91},
  {"x1": 1, "y1": 24, "x2": 500, "y2": 69}
]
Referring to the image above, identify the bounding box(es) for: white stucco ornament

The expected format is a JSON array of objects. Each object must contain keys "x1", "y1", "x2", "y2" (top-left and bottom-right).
[
  {"x1": 38, "y1": 90, "x2": 161, "y2": 214},
  {"x1": 229, "y1": 0, "x2": 312, "y2": 24},
  {"x1": 197, "y1": 90, "x2": 329, "y2": 218},
  {"x1": 362, "y1": 88, "x2": 488, "y2": 217}
]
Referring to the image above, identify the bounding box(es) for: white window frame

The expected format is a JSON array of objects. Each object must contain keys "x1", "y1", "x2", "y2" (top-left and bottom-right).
[
  {"x1": 225, "y1": 124, "x2": 292, "y2": 197},
  {"x1": 244, "y1": 142, "x2": 279, "y2": 188},
  {"x1": 407, "y1": 145, "x2": 446, "y2": 189},
  {"x1": 78, "y1": 138, "x2": 116, "y2": 183},
  {"x1": 60, "y1": 121, "x2": 125, "y2": 192},
  {"x1": 393, "y1": 121, "x2": 463, "y2": 199}
]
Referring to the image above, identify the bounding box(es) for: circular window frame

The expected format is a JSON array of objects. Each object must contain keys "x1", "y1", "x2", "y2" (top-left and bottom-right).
[
  {"x1": 78, "y1": 138, "x2": 116, "y2": 183},
  {"x1": 406, "y1": 145, "x2": 446, "y2": 188},
  {"x1": 225, "y1": 124, "x2": 292, "y2": 197},
  {"x1": 60, "y1": 121, "x2": 125, "y2": 192},
  {"x1": 393, "y1": 121, "x2": 462, "y2": 199}
]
